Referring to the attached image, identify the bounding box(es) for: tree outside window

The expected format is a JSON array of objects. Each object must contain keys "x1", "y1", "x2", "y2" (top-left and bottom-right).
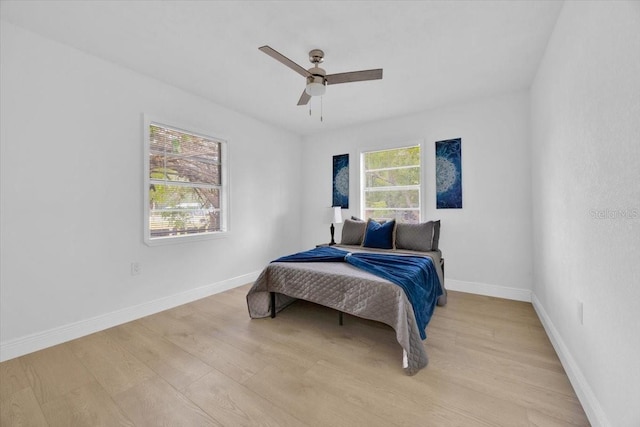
[
  {"x1": 144, "y1": 119, "x2": 228, "y2": 244},
  {"x1": 362, "y1": 145, "x2": 421, "y2": 223}
]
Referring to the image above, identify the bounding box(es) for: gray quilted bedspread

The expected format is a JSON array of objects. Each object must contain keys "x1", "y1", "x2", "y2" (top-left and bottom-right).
[{"x1": 246, "y1": 246, "x2": 445, "y2": 375}]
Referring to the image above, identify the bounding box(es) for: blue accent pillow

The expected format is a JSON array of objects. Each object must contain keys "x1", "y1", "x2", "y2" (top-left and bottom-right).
[{"x1": 362, "y1": 219, "x2": 396, "y2": 249}]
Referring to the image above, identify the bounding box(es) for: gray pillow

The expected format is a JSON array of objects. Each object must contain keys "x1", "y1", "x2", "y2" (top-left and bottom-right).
[
  {"x1": 341, "y1": 218, "x2": 367, "y2": 245},
  {"x1": 432, "y1": 220, "x2": 441, "y2": 250},
  {"x1": 395, "y1": 220, "x2": 441, "y2": 251}
]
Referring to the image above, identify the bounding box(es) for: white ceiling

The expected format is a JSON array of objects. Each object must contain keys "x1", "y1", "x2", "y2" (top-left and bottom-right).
[{"x1": 0, "y1": 0, "x2": 563, "y2": 136}]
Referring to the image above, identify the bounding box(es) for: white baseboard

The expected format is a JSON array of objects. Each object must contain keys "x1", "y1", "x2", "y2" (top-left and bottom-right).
[
  {"x1": 0, "y1": 271, "x2": 260, "y2": 362},
  {"x1": 446, "y1": 278, "x2": 532, "y2": 302},
  {"x1": 531, "y1": 293, "x2": 609, "y2": 427}
]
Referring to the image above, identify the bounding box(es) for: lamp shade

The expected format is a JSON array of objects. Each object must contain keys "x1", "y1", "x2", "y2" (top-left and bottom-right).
[{"x1": 332, "y1": 206, "x2": 343, "y2": 224}]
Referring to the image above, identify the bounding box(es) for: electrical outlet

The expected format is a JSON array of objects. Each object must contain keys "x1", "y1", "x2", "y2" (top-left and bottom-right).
[
  {"x1": 578, "y1": 301, "x2": 583, "y2": 325},
  {"x1": 131, "y1": 262, "x2": 141, "y2": 276}
]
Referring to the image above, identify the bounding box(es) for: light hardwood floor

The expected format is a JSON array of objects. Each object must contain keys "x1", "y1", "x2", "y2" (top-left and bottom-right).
[{"x1": 1, "y1": 285, "x2": 589, "y2": 426}]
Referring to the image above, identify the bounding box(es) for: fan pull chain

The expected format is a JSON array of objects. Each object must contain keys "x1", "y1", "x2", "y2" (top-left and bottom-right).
[{"x1": 307, "y1": 98, "x2": 324, "y2": 122}]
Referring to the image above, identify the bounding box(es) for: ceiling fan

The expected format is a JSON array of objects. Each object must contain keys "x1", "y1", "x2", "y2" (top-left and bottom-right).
[{"x1": 259, "y1": 45, "x2": 383, "y2": 106}]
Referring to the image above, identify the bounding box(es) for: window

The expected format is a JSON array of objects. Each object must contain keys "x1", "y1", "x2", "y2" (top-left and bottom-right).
[
  {"x1": 144, "y1": 116, "x2": 228, "y2": 245},
  {"x1": 361, "y1": 144, "x2": 421, "y2": 223}
]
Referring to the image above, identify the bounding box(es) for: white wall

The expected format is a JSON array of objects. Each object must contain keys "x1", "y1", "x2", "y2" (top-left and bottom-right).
[
  {"x1": 301, "y1": 91, "x2": 532, "y2": 300},
  {"x1": 531, "y1": 2, "x2": 640, "y2": 426},
  {"x1": 0, "y1": 22, "x2": 302, "y2": 360}
]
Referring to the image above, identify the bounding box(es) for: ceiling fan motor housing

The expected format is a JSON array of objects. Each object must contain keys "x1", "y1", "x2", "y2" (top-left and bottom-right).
[
  {"x1": 307, "y1": 66, "x2": 326, "y2": 78},
  {"x1": 306, "y1": 74, "x2": 326, "y2": 85}
]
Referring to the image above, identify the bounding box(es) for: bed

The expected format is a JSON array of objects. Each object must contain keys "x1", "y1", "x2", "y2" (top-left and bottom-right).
[{"x1": 246, "y1": 218, "x2": 446, "y2": 375}]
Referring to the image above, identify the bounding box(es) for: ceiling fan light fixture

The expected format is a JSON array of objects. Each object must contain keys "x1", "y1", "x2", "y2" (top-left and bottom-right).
[
  {"x1": 305, "y1": 76, "x2": 326, "y2": 96},
  {"x1": 305, "y1": 82, "x2": 326, "y2": 96}
]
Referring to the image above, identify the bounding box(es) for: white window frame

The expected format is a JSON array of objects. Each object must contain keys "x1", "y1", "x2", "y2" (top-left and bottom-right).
[
  {"x1": 359, "y1": 141, "x2": 424, "y2": 223},
  {"x1": 143, "y1": 114, "x2": 229, "y2": 246}
]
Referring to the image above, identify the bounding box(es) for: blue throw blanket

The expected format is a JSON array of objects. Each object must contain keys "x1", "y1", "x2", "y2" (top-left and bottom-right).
[{"x1": 274, "y1": 246, "x2": 442, "y2": 339}]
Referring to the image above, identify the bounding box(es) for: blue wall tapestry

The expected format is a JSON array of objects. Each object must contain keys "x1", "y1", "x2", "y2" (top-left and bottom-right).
[
  {"x1": 435, "y1": 138, "x2": 462, "y2": 209},
  {"x1": 332, "y1": 154, "x2": 349, "y2": 208}
]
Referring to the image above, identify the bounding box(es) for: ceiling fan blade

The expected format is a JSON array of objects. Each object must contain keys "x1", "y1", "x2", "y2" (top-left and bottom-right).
[
  {"x1": 326, "y1": 69, "x2": 383, "y2": 85},
  {"x1": 259, "y1": 46, "x2": 311, "y2": 78},
  {"x1": 297, "y1": 90, "x2": 311, "y2": 106}
]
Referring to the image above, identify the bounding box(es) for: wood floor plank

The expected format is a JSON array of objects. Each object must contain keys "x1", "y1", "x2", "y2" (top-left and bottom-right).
[
  {"x1": 454, "y1": 332, "x2": 565, "y2": 373},
  {"x1": 244, "y1": 364, "x2": 392, "y2": 427},
  {"x1": 184, "y1": 368, "x2": 307, "y2": 427},
  {"x1": 19, "y1": 344, "x2": 94, "y2": 405},
  {"x1": 67, "y1": 331, "x2": 156, "y2": 396},
  {"x1": 427, "y1": 312, "x2": 496, "y2": 339},
  {"x1": 414, "y1": 370, "x2": 531, "y2": 426},
  {"x1": 527, "y1": 407, "x2": 590, "y2": 427},
  {"x1": 0, "y1": 358, "x2": 30, "y2": 403},
  {"x1": 0, "y1": 386, "x2": 48, "y2": 427},
  {"x1": 106, "y1": 321, "x2": 212, "y2": 391},
  {"x1": 113, "y1": 376, "x2": 220, "y2": 427},
  {"x1": 428, "y1": 345, "x2": 588, "y2": 425},
  {"x1": 305, "y1": 359, "x2": 493, "y2": 427},
  {"x1": 40, "y1": 381, "x2": 134, "y2": 427},
  {"x1": 309, "y1": 353, "x2": 530, "y2": 427},
  {"x1": 443, "y1": 340, "x2": 577, "y2": 398},
  {"x1": 139, "y1": 310, "x2": 266, "y2": 384}
]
